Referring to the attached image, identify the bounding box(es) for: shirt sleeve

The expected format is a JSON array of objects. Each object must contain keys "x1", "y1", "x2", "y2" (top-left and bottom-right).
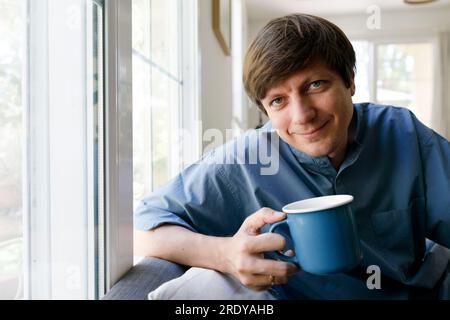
[
  {"x1": 415, "y1": 117, "x2": 450, "y2": 248},
  {"x1": 133, "y1": 150, "x2": 245, "y2": 237}
]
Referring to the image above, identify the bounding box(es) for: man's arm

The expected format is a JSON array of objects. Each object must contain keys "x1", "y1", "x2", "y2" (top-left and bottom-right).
[
  {"x1": 134, "y1": 225, "x2": 228, "y2": 272},
  {"x1": 134, "y1": 208, "x2": 298, "y2": 291},
  {"x1": 422, "y1": 132, "x2": 450, "y2": 248}
]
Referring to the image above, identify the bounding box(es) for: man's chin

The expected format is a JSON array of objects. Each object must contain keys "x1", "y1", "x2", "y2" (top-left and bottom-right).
[
  {"x1": 292, "y1": 145, "x2": 330, "y2": 158},
  {"x1": 302, "y1": 150, "x2": 328, "y2": 158},
  {"x1": 287, "y1": 139, "x2": 328, "y2": 158}
]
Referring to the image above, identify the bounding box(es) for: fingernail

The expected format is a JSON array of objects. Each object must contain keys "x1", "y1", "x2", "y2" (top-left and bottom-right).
[{"x1": 273, "y1": 211, "x2": 285, "y2": 217}]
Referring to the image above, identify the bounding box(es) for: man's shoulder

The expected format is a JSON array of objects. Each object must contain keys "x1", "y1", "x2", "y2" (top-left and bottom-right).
[
  {"x1": 355, "y1": 102, "x2": 434, "y2": 144},
  {"x1": 355, "y1": 102, "x2": 414, "y2": 120},
  {"x1": 355, "y1": 102, "x2": 419, "y2": 132}
]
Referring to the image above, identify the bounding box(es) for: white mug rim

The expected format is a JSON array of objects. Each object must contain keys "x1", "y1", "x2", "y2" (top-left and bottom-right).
[{"x1": 282, "y1": 195, "x2": 354, "y2": 214}]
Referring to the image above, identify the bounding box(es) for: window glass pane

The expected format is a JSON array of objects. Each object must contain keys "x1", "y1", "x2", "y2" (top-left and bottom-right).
[
  {"x1": 0, "y1": 0, "x2": 26, "y2": 300},
  {"x1": 132, "y1": 0, "x2": 182, "y2": 210},
  {"x1": 151, "y1": 0, "x2": 180, "y2": 80},
  {"x1": 132, "y1": 56, "x2": 152, "y2": 207},
  {"x1": 150, "y1": 0, "x2": 182, "y2": 190},
  {"x1": 151, "y1": 69, "x2": 180, "y2": 189},
  {"x1": 132, "y1": 0, "x2": 150, "y2": 57},
  {"x1": 376, "y1": 43, "x2": 433, "y2": 126},
  {"x1": 352, "y1": 40, "x2": 371, "y2": 103}
]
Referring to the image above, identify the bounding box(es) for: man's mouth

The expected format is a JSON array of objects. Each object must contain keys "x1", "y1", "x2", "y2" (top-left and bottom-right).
[{"x1": 290, "y1": 120, "x2": 330, "y2": 137}]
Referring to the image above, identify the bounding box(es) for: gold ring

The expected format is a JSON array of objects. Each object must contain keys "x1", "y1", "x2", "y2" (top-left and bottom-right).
[{"x1": 269, "y1": 274, "x2": 275, "y2": 286}]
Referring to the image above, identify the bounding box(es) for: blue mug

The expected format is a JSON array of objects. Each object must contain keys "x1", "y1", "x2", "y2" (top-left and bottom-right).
[{"x1": 268, "y1": 195, "x2": 363, "y2": 275}]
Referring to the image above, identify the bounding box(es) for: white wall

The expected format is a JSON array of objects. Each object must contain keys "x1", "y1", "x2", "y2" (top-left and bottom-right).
[
  {"x1": 198, "y1": 0, "x2": 233, "y2": 151},
  {"x1": 248, "y1": 6, "x2": 450, "y2": 44},
  {"x1": 327, "y1": 7, "x2": 450, "y2": 40}
]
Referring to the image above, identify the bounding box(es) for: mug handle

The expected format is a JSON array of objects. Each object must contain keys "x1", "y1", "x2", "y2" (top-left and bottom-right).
[{"x1": 266, "y1": 220, "x2": 300, "y2": 267}]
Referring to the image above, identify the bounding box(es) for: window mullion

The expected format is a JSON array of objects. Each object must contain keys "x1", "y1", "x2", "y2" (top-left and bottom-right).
[
  {"x1": 27, "y1": 0, "x2": 52, "y2": 300},
  {"x1": 103, "y1": 0, "x2": 133, "y2": 293},
  {"x1": 180, "y1": 0, "x2": 200, "y2": 167},
  {"x1": 371, "y1": 42, "x2": 378, "y2": 103}
]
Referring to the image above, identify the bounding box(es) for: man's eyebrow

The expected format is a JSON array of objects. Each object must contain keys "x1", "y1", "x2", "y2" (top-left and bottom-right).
[
  {"x1": 303, "y1": 72, "x2": 333, "y2": 82},
  {"x1": 264, "y1": 91, "x2": 285, "y2": 100}
]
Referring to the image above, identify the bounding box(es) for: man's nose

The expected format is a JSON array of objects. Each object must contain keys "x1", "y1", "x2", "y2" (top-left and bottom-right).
[{"x1": 291, "y1": 96, "x2": 316, "y2": 124}]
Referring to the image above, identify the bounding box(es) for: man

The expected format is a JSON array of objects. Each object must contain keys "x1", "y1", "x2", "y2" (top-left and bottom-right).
[{"x1": 134, "y1": 14, "x2": 450, "y2": 299}]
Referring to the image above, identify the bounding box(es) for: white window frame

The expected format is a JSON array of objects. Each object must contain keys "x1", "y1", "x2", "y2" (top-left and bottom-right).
[
  {"x1": 180, "y1": 0, "x2": 201, "y2": 167},
  {"x1": 88, "y1": 0, "x2": 105, "y2": 299},
  {"x1": 26, "y1": 0, "x2": 99, "y2": 299},
  {"x1": 103, "y1": 0, "x2": 133, "y2": 294}
]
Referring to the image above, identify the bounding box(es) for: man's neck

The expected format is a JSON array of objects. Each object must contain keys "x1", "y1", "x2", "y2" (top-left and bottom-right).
[{"x1": 328, "y1": 109, "x2": 357, "y2": 171}]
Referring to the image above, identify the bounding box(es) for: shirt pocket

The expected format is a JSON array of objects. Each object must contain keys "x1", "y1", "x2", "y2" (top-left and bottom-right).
[{"x1": 370, "y1": 197, "x2": 424, "y2": 253}]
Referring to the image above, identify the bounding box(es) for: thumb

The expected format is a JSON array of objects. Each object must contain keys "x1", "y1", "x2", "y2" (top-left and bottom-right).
[{"x1": 242, "y1": 208, "x2": 286, "y2": 235}]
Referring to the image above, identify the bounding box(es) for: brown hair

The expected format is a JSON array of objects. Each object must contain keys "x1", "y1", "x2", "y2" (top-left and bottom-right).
[{"x1": 243, "y1": 14, "x2": 356, "y2": 114}]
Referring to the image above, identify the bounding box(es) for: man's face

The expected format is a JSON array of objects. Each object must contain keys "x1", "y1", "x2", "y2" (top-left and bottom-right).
[{"x1": 260, "y1": 62, "x2": 355, "y2": 161}]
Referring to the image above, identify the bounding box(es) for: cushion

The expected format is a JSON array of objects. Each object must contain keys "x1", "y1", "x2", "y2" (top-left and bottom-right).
[{"x1": 148, "y1": 267, "x2": 277, "y2": 300}]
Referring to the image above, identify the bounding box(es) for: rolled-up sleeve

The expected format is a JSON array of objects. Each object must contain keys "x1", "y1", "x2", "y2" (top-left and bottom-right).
[{"x1": 133, "y1": 151, "x2": 244, "y2": 237}]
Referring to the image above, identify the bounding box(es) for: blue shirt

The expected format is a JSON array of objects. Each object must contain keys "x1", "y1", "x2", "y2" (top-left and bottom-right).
[{"x1": 134, "y1": 103, "x2": 450, "y2": 299}]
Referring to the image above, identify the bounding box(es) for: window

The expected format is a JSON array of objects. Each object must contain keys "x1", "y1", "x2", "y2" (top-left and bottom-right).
[
  {"x1": 352, "y1": 41, "x2": 371, "y2": 104},
  {"x1": 0, "y1": 0, "x2": 26, "y2": 300},
  {"x1": 131, "y1": 0, "x2": 199, "y2": 264},
  {"x1": 376, "y1": 43, "x2": 433, "y2": 126},
  {"x1": 0, "y1": 0, "x2": 105, "y2": 299},
  {"x1": 132, "y1": 0, "x2": 199, "y2": 211},
  {"x1": 352, "y1": 40, "x2": 434, "y2": 127},
  {"x1": 132, "y1": 0, "x2": 181, "y2": 209}
]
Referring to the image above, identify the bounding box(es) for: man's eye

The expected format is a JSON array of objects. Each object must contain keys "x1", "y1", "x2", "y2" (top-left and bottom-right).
[
  {"x1": 270, "y1": 97, "x2": 284, "y2": 107},
  {"x1": 309, "y1": 80, "x2": 323, "y2": 90}
]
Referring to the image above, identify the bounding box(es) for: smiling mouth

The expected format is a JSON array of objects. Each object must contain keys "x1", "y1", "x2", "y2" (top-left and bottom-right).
[{"x1": 291, "y1": 120, "x2": 330, "y2": 136}]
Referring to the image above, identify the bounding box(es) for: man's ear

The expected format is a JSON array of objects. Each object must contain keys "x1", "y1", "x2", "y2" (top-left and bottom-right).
[{"x1": 350, "y1": 79, "x2": 356, "y2": 96}]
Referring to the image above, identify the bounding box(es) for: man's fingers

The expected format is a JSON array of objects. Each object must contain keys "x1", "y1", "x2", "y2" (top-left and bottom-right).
[
  {"x1": 254, "y1": 259, "x2": 299, "y2": 277},
  {"x1": 242, "y1": 208, "x2": 286, "y2": 235},
  {"x1": 242, "y1": 274, "x2": 290, "y2": 290},
  {"x1": 244, "y1": 232, "x2": 286, "y2": 253},
  {"x1": 241, "y1": 274, "x2": 272, "y2": 288},
  {"x1": 272, "y1": 275, "x2": 289, "y2": 285}
]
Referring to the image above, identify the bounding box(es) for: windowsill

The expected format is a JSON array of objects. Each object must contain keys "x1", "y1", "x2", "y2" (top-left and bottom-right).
[{"x1": 102, "y1": 257, "x2": 188, "y2": 300}]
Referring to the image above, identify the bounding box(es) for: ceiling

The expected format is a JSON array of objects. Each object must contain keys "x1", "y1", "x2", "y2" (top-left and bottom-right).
[{"x1": 245, "y1": 0, "x2": 450, "y2": 22}]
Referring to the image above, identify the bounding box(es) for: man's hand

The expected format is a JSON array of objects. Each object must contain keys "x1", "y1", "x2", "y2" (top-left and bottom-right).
[{"x1": 220, "y1": 207, "x2": 299, "y2": 291}]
